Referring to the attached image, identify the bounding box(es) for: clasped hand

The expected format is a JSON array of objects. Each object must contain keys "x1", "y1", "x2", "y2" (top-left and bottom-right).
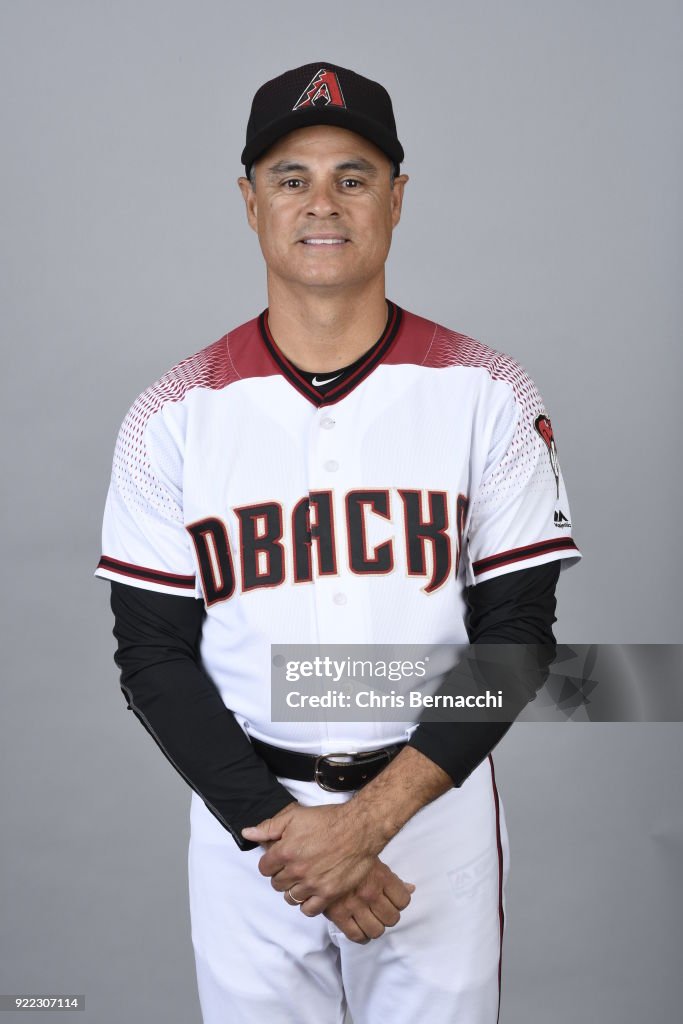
[{"x1": 242, "y1": 803, "x2": 415, "y2": 943}]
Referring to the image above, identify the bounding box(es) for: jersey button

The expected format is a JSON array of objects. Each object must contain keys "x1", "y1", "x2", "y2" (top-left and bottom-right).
[
  {"x1": 320, "y1": 417, "x2": 335, "y2": 430},
  {"x1": 324, "y1": 460, "x2": 339, "y2": 472},
  {"x1": 333, "y1": 592, "x2": 347, "y2": 605}
]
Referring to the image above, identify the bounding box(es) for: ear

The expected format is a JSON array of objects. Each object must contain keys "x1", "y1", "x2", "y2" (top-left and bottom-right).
[
  {"x1": 237, "y1": 176, "x2": 258, "y2": 233},
  {"x1": 390, "y1": 174, "x2": 409, "y2": 228}
]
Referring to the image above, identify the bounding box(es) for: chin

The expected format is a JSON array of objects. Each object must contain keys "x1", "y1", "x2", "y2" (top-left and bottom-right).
[{"x1": 287, "y1": 268, "x2": 356, "y2": 289}]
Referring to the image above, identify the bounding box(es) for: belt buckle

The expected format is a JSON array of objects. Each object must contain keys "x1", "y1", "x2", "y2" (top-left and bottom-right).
[
  {"x1": 313, "y1": 749, "x2": 392, "y2": 792},
  {"x1": 314, "y1": 752, "x2": 355, "y2": 792}
]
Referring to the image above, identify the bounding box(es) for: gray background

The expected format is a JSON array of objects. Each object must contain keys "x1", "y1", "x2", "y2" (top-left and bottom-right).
[{"x1": 1, "y1": 0, "x2": 681, "y2": 1021}]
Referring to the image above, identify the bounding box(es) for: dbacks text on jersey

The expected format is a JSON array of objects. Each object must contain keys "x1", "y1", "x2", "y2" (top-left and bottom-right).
[{"x1": 187, "y1": 488, "x2": 470, "y2": 605}]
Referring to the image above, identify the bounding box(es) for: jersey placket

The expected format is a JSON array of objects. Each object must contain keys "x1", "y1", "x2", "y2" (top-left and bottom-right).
[{"x1": 305, "y1": 401, "x2": 372, "y2": 648}]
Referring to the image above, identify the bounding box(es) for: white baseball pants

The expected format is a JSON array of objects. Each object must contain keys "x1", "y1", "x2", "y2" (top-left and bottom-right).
[{"x1": 188, "y1": 756, "x2": 509, "y2": 1024}]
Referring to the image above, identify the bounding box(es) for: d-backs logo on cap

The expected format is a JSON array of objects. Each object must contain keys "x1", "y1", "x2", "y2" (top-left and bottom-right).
[
  {"x1": 293, "y1": 68, "x2": 346, "y2": 111},
  {"x1": 534, "y1": 414, "x2": 560, "y2": 497}
]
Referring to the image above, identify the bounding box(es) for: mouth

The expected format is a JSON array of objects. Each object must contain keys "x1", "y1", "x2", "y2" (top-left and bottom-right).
[{"x1": 299, "y1": 237, "x2": 349, "y2": 246}]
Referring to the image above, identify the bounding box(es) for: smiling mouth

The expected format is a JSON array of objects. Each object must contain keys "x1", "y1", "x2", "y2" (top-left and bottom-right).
[{"x1": 300, "y1": 238, "x2": 349, "y2": 246}]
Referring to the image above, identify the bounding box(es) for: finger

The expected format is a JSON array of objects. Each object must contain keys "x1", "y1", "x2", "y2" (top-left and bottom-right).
[
  {"x1": 382, "y1": 874, "x2": 416, "y2": 911},
  {"x1": 339, "y1": 919, "x2": 369, "y2": 944},
  {"x1": 325, "y1": 904, "x2": 370, "y2": 944},
  {"x1": 269, "y1": 868, "x2": 297, "y2": 892},
  {"x1": 299, "y1": 895, "x2": 327, "y2": 918},
  {"x1": 323, "y1": 902, "x2": 372, "y2": 944},
  {"x1": 352, "y1": 906, "x2": 386, "y2": 941},
  {"x1": 283, "y1": 887, "x2": 307, "y2": 907},
  {"x1": 257, "y1": 851, "x2": 287, "y2": 879},
  {"x1": 367, "y1": 893, "x2": 401, "y2": 928}
]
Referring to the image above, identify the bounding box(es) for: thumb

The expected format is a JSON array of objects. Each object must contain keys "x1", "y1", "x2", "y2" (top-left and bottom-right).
[{"x1": 241, "y1": 817, "x2": 286, "y2": 842}]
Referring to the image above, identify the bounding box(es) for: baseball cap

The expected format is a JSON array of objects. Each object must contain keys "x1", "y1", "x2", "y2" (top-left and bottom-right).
[{"x1": 241, "y1": 61, "x2": 404, "y2": 175}]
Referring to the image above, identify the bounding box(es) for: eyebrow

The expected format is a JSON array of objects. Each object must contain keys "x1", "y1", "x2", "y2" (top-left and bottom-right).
[
  {"x1": 265, "y1": 161, "x2": 307, "y2": 178},
  {"x1": 264, "y1": 158, "x2": 380, "y2": 179},
  {"x1": 334, "y1": 159, "x2": 379, "y2": 176}
]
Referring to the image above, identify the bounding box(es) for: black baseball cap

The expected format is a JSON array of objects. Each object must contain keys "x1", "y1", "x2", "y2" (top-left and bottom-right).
[{"x1": 241, "y1": 61, "x2": 404, "y2": 175}]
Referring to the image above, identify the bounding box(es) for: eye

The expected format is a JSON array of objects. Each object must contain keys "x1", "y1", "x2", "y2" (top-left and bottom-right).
[
  {"x1": 341, "y1": 178, "x2": 361, "y2": 188},
  {"x1": 282, "y1": 178, "x2": 305, "y2": 189}
]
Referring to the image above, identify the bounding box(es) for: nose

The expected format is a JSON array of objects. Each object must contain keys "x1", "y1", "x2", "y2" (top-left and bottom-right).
[{"x1": 304, "y1": 178, "x2": 340, "y2": 218}]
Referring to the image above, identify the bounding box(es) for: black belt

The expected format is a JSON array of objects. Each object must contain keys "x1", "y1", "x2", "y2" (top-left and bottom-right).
[{"x1": 250, "y1": 737, "x2": 407, "y2": 793}]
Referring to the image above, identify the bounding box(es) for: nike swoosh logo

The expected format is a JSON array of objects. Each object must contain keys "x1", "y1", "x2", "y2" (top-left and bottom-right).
[{"x1": 311, "y1": 373, "x2": 342, "y2": 386}]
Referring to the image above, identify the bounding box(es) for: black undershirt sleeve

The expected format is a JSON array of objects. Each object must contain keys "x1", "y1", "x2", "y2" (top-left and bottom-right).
[
  {"x1": 109, "y1": 581, "x2": 296, "y2": 851},
  {"x1": 407, "y1": 561, "x2": 561, "y2": 785}
]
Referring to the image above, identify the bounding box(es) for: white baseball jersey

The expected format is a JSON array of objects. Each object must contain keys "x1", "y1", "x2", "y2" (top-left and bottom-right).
[{"x1": 96, "y1": 302, "x2": 581, "y2": 753}]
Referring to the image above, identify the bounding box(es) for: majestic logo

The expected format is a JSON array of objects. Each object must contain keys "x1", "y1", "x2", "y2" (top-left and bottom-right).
[
  {"x1": 554, "y1": 509, "x2": 571, "y2": 529},
  {"x1": 534, "y1": 414, "x2": 560, "y2": 497},
  {"x1": 293, "y1": 68, "x2": 346, "y2": 111}
]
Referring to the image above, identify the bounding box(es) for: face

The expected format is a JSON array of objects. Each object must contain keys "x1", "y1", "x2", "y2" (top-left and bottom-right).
[{"x1": 238, "y1": 125, "x2": 408, "y2": 294}]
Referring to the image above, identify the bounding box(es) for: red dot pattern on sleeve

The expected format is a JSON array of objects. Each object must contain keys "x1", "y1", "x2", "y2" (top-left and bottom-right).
[
  {"x1": 112, "y1": 336, "x2": 238, "y2": 523},
  {"x1": 422, "y1": 325, "x2": 556, "y2": 500}
]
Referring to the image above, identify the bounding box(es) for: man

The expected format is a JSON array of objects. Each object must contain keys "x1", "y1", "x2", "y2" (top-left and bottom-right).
[{"x1": 97, "y1": 61, "x2": 581, "y2": 1024}]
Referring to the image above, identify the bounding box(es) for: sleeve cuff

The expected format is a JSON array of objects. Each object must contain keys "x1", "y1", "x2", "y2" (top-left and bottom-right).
[
  {"x1": 471, "y1": 538, "x2": 581, "y2": 584},
  {"x1": 408, "y1": 721, "x2": 512, "y2": 787},
  {"x1": 95, "y1": 556, "x2": 198, "y2": 596},
  {"x1": 224, "y1": 786, "x2": 298, "y2": 852}
]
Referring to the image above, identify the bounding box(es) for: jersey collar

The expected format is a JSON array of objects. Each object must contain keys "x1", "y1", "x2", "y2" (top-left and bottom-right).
[{"x1": 258, "y1": 301, "x2": 403, "y2": 407}]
